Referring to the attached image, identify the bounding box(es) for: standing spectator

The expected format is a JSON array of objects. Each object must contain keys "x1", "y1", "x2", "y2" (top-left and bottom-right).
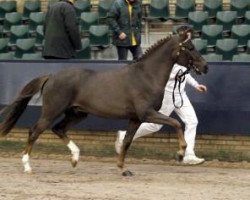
[
  {"x1": 108, "y1": 0, "x2": 143, "y2": 60},
  {"x1": 43, "y1": 0, "x2": 82, "y2": 59}
]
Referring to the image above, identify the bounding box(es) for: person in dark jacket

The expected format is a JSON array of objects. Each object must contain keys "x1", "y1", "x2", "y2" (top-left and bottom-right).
[
  {"x1": 108, "y1": 0, "x2": 142, "y2": 60},
  {"x1": 43, "y1": 0, "x2": 82, "y2": 59}
]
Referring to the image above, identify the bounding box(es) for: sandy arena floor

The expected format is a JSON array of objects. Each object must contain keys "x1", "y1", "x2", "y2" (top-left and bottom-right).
[{"x1": 0, "y1": 157, "x2": 249, "y2": 200}]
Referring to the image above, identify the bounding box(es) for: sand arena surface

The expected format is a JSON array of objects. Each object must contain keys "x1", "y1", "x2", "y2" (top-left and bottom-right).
[{"x1": 0, "y1": 157, "x2": 249, "y2": 200}]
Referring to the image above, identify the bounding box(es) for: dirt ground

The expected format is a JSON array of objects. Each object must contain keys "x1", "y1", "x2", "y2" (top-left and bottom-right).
[{"x1": 0, "y1": 157, "x2": 249, "y2": 200}]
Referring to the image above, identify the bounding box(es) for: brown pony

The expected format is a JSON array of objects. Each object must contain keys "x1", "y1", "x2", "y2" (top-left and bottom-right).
[{"x1": 0, "y1": 29, "x2": 208, "y2": 175}]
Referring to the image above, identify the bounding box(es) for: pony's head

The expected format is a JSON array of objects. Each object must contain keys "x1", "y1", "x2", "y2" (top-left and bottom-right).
[{"x1": 174, "y1": 26, "x2": 208, "y2": 75}]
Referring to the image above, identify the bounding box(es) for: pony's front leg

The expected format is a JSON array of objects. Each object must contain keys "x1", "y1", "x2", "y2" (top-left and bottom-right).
[
  {"x1": 117, "y1": 119, "x2": 141, "y2": 176},
  {"x1": 145, "y1": 110, "x2": 187, "y2": 161},
  {"x1": 117, "y1": 136, "x2": 134, "y2": 176},
  {"x1": 175, "y1": 127, "x2": 187, "y2": 161}
]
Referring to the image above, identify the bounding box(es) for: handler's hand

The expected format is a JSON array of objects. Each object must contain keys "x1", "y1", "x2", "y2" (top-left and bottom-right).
[
  {"x1": 196, "y1": 84, "x2": 207, "y2": 92},
  {"x1": 119, "y1": 32, "x2": 127, "y2": 40}
]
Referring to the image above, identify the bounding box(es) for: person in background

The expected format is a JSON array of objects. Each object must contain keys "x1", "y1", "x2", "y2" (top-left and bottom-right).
[
  {"x1": 108, "y1": 0, "x2": 143, "y2": 60},
  {"x1": 43, "y1": 0, "x2": 82, "y2": 59},
  {"x1": 115, "y1": 26, "x2": 208, "y2": 165}
]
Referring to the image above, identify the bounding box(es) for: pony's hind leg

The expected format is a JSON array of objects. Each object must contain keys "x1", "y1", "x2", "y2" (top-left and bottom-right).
[
  {"x1": 22, "y1": 118, "x2": 52, "y2": 173},
  {"x1": 52, "y1": 108, "x2": 87, "y2": 167}
]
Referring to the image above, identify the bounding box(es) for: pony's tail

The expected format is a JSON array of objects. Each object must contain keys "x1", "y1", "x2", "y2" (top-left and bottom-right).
[{"x1": 0, "y1": 75, "x2": 50, "y2": 136}]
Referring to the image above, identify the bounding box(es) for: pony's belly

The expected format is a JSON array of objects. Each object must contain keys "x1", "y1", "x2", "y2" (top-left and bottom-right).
[
  {"x1": 81, "y1": 107, "x2": 132, "y2": 119},
  {"x1": 74, "y1": 99, "x2": 134, "y2": 119}
]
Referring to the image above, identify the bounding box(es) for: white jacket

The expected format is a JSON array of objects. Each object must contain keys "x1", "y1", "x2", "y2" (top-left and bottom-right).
[{"x1": 165, "y1": 63, "x2": 199, "y2": 93}]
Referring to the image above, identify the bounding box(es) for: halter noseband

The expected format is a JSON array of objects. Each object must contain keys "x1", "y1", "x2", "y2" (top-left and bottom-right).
[{"x1": 176, "y1": 42, "x2": 194, "y2": 71}]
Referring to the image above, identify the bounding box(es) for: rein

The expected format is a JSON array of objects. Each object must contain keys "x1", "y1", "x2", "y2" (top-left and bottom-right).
[
  {"x1": 172, "y1": 35, "x2": 193, "y2": 108},
  {"x1": 172, "y1": 68, "x2": 190, "y2": 108}
]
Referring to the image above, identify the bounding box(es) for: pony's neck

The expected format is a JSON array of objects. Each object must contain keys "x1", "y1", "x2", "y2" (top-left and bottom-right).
[{"x1": 141, "y1": 39, "x2": 177, "y2": 88}]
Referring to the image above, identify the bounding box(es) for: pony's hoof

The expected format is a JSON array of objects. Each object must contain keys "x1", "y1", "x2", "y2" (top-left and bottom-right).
[
  {"x1": 71, "y1": 159, "x2": 78, "y2": 168},
  {"x1": 117, "y1": 160, "x2": 124, "y2": 169},
  {"x1": 175, "y1": 152, "x2": 184, "y2": 162},
  {"x1": 122, "y1": 170, "x2": 134, "y2": 176},
  {"x1": 24, "y1": 169, "x2": 33, "y2": 174}
]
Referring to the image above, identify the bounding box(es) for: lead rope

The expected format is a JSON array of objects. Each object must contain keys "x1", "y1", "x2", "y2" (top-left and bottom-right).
[{"x1": 172, "y1": 69, "x2": 190, "y2": 108}]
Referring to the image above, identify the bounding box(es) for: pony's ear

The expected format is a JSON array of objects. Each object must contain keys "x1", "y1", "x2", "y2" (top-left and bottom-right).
[
  {"x1": 182, "y1": 29, "x2": 193, "y2": 43},
  {"x1": 177, "y1": 26, "x2": 193, "y2": 43}
]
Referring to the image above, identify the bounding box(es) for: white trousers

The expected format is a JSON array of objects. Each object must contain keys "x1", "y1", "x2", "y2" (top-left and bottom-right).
[{"x1": 134, "y1": 91, "x2": 198, "y2": 156}]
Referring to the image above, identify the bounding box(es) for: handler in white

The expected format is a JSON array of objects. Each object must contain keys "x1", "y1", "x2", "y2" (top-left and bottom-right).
[{"x1": 115, "y1": 63, "x2": 207, "y2": 165}]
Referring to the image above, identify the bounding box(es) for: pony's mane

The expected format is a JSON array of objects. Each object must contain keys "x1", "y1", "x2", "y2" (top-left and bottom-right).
[{"x1": 132, "y1": 35, "x2": 172, "y2": 64}]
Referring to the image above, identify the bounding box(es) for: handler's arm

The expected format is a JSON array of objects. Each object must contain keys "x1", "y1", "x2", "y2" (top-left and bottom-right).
[{"x1": 186, "y1": 74, "x2": 207, "y2": 92}]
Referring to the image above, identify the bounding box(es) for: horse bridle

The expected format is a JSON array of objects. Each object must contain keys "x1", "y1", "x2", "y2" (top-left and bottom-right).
[
  {"x1": 172, "y1": 37, "x2": 195, "y2": 108},
  {"x1": 177, "y1": 39, "x2": 195, "y2": 71}
]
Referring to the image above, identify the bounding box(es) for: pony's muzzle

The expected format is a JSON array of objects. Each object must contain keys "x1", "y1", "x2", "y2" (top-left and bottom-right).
[{"x1": 204, "y1": 65, "x2": 208, "y2": 74}]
